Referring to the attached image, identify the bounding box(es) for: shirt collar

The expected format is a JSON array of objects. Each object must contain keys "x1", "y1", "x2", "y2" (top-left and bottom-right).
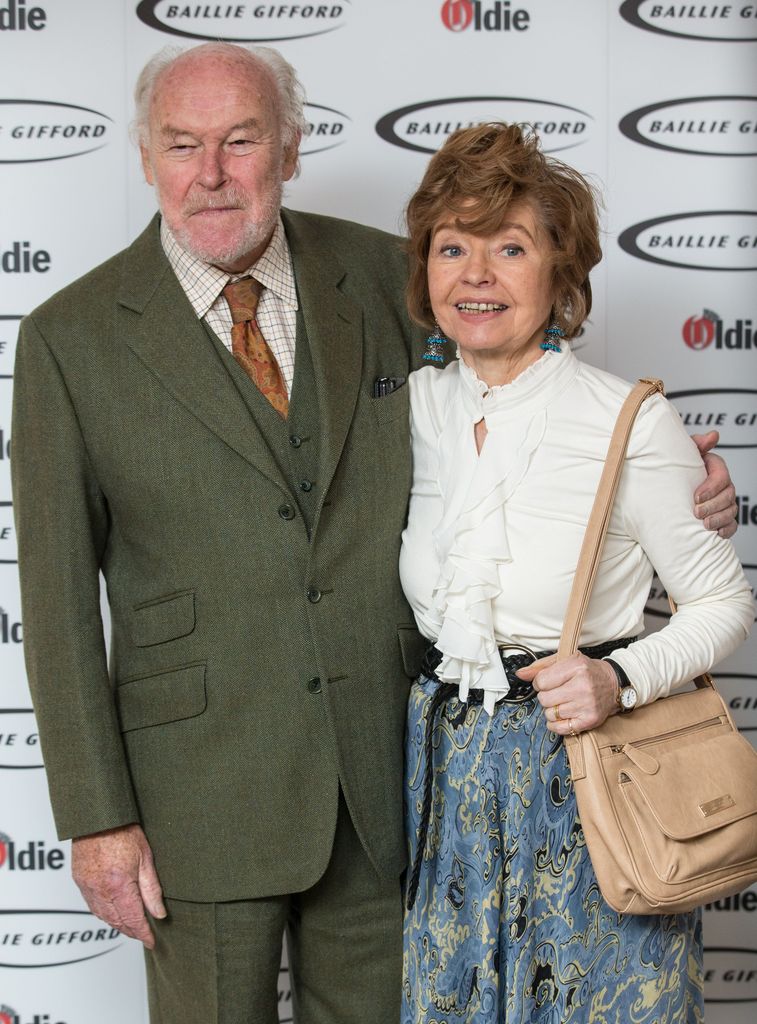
[{"x1": 160, "y1": 216, "x2": 298, "y2": 319}]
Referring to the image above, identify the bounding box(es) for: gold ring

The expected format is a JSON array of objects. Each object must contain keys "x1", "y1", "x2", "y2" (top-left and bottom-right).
[
  {"x1": 569, "y1": 719, "x2": 577, "y2": 737},
  {"x1": 554, "y1": 704, "x2": 562, "y2": 721}
]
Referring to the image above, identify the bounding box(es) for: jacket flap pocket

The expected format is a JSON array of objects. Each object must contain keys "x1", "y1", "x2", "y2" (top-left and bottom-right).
[
  {"x1": 371, "y1": 383, "x2": 409, "y2": 427},
  {"x1": 397, "y1": 625, "x2": 427, "y2": 680},
  {"x1": 117, "y1": 663, "x2": 206, "y2": 732},
  {"x1": 132, "y1": 590, "x2": 195, "y2": 647},
  {"x1": 621, "y1": 729, "x2": 757, "y2": 840}
]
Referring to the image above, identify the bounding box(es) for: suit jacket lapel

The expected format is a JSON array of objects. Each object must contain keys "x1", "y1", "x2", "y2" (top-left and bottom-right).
[
  {"x1": 283, "y1": 209, "x2": 363, "y2": 504},
  {"x1": 117, "y1": 217, "x2": 289, "y2": 494}
]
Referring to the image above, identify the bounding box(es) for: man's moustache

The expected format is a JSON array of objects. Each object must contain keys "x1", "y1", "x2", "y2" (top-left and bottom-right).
[{"x1": 183, "y1": 194, "x2": 246, "y2": 215}]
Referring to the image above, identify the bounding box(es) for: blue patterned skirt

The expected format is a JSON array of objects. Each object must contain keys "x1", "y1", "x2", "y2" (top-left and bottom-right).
[{"x1": 402, "y1": 677, "x2": 704, "y2": 1024}]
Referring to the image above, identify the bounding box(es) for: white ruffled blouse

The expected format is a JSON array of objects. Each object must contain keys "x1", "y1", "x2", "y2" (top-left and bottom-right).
[{"x1": 399, "y1": 348, "x2": 753, "y2": 714}]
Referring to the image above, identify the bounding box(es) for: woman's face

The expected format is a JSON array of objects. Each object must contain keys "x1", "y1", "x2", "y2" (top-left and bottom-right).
[{"x1": 427, "y1": 201, "x2": 554, "y2": 360}]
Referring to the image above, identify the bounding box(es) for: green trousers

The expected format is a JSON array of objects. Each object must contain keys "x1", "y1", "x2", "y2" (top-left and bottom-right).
[{"x1": 144, "y1": 793, "x2": 403, "y2": 1023}]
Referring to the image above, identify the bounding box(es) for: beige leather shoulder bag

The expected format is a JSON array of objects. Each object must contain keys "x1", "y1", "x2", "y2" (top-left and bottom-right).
[{"x1": 561, "y1": 378, "x2": 757, "y2": 915}]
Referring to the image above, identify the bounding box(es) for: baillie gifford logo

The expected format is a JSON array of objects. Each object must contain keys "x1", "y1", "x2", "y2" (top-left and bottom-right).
[
  {"x1": 135, "y1": 1, "x2": 349, "y2": 42},
  {"x1": 682, "y1": 308, "x2": 756, "y2": 350},
  {"x1": 440, "y1": 0, "x2": 530, "y2": 32},
  {"x1": 0, "y1": 1007, "x2": 68, "y2": 1024}
]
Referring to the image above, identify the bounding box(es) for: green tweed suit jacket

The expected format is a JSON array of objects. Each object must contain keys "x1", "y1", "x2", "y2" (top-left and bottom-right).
[{"x1": 11, "y1": 209, "x2": 427, "y2": 900}]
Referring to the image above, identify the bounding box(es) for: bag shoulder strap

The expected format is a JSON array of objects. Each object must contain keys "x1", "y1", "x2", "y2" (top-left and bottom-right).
[{"x1": 557, "y1": 378, "x2": 664, "y2": 660}]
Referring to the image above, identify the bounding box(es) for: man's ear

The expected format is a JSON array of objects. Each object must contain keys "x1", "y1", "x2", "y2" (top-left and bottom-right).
[
  {"x1": 140, "y1": 143, "x2": 155, "y2": 186},
  {"x1": 282, "y1": 131, "x2": 302, "y2": 182}
]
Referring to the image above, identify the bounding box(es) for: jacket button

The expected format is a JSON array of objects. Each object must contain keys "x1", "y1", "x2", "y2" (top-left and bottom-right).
[
  {"x1": 299, "y1": 479, "x2": 313, "y2": 492},
  {"x1": 307, "y1": 677, "x2": 322, "y2": 694},
  {"x1": 307, "y1": 587, "x2": 322, "y2": 603},
  {"x1": 278, "y1": 504, "x2": 295, "y2": 520},
  {"x1": 289, "y1": 434, "x2": 303, "y2": 448}
]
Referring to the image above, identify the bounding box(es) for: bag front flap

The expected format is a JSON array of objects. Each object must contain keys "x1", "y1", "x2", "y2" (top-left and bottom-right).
[
  {"x1": 616, "y1": 726, "x2": 757, "y2": 841},
  {"x1": 594, "y1": 686, "x2": 726, "y2": 748}
]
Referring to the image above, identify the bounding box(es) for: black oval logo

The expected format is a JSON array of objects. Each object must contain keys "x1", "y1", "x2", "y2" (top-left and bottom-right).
[
  {"x1": 668, "y1": 388, "x2": 757, "y2": 448},
  {"x1": 0, "y1": 101, "x2": 113, "y2": 164},
  {"x1": 0, "y1": 316, "x2": 20, "y2": 380},
  {"x1": 0, "y1": 711, "x2": 41, "y2": 769},
  {"x1": 0, "y1": 910, "x2": 123, "y2": 967},
  {"x1": 619, "y1": 96, "x2": 757, "y2": 156},
  {"x1": 375, "y1": 96, "x2": 592, "y2": 155},
  {"x1": 704, "y1": 946, "x2": 757, "y2": 1002},
  {"x1": 620, "y1": 1, "x2": 757, "y2": 42},
  {"x1": 712, "y1": 674, "x2": 757, "y2": 732},
  {"x1": 618, "y1": 211, "x2": 757, "y2": 271},
  {"x1": 0, "y1": 501, "x2": 15, "y2": 565},
  {"x1": 301, "y1": 103, "x2": 350, "y2": 155},
  {"x1": 646, "y1": 565, "x2": 757, "y2": 622},
  {"x1": 135, "y1": 0, "x2": 350, "y2": 42}
]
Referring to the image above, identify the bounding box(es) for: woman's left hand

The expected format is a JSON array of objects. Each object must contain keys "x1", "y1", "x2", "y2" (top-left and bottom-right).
[{"x1": 515, "y1": 654, "x2": 619, "y2": 735}]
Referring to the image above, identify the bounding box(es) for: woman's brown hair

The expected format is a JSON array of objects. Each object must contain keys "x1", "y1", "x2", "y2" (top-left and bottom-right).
[{"x1": 406, "y1": 123, "x2": 602, "y2": 339}]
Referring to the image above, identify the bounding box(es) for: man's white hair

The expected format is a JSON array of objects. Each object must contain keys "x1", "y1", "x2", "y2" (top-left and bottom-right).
[{"x1": 132, "y1": 42, "x2": 307, "y2": 170}]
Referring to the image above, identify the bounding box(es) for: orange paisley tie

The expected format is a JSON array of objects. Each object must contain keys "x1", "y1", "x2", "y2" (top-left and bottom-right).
[{"x1": 223, "y1": 277, "x2": 289, "y2": 418}]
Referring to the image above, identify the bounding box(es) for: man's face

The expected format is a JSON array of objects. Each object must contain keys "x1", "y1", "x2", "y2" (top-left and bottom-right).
[{"x1": 140, "y1": 52, "x2": 299, "y2": 272}]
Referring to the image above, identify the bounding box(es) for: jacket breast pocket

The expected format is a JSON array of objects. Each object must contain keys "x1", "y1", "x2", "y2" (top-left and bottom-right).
[
  {"x1": 131, "y1": 590, "x2": 196, "y2": 647},
  {"x1": 116, "y1": 663, "x2": 207, "y2": 733},
  {"x1": 370, "y1": 383, "x2": 410, "y2": 428}
]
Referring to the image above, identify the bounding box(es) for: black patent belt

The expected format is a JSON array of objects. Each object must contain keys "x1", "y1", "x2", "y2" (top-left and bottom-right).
[{"x1": 406, "y1": 636, "x2": 638, "y2": 911}]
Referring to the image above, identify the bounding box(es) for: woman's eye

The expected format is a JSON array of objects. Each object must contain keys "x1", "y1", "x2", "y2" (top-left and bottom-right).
[
  {"x1": 441, "y1": 245, "x2": 462, "y2": 257},
  {"x1": 503, "y1": 244, "x2": 524, "y2": 257}
]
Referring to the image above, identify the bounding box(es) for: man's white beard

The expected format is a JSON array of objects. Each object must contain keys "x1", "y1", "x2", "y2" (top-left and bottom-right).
[{"x1": 168, "y1": 180, "x2": 283, "y2": 270}]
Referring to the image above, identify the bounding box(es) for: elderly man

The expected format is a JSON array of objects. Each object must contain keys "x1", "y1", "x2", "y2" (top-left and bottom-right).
[{"x1": 11, "y1": 42, "x2": 738, "y2": 1024}]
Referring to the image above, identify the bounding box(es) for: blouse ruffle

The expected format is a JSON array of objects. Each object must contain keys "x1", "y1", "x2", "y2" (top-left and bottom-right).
[{"x1": 426, "y1": 349, "x2": 577, "y2": 714}]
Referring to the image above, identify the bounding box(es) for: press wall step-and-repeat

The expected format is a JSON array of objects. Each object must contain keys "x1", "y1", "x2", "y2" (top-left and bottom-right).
[{"x1": 1, "y1": 3, "x2": 755, "y2": 1022}]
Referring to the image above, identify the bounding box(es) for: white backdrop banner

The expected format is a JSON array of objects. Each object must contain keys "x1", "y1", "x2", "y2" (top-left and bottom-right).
[{"x1": 1, "y1": 2, "x2": 755, "y2": 1021}]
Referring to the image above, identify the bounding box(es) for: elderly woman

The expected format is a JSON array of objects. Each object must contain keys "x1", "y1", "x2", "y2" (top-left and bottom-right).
[{"x1": 399, "y1": 123, "x2": 753, "y2": 1024}]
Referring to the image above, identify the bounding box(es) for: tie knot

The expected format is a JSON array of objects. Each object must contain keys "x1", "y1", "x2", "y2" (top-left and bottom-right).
[{"x1": 223, "y1": 277, "x2": 263, "y2": 324}]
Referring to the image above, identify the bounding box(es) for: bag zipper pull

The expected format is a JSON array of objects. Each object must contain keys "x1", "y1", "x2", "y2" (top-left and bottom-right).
[{"x1": 621, "y1": 743, "x2": 659, "y2": 775}]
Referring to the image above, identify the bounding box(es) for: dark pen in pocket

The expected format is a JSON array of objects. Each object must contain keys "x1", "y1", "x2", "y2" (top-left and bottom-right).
[{"x1": 373, "y1": 376, "x2": 407, "y2": 398}]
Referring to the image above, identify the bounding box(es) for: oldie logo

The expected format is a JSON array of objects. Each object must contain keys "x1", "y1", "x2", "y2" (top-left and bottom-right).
[
  {"x1": 0, "y1": 911, "x2": 122, "y2": 968},
  {"x1": 681, "y1": 309, "x2": 756, "y2": 351},
  {"x1": 667, "y1": 388, "x2": 757, "y2": 447},
  {"x1": 619, "y1": 96, "x2": 757, "y2": 156},
  {"x1": 0, "y1": 242, "x2": 49, "y2": 274},
  {"x1": 301, "y1": 103, "x2": 350, "y2": 156},
  {"x1": 0, "y1": 833, "x2": 64, "y2": 871},
  {"x1": 440, "y1": 0, "x2": 530, "y2": 32},
  {"x1": 704, "y1": 947, "x2": 757, "y2": 1002},
  {"x1": 713, "y1": 674, "x2": 757, "y2": 731},
  {"x1": 0, "y1": 317, "x2": 20, "y2": 378},
  {"x1": 375, "y1": 97, "x2": 592, "y2": 155},
  {"x1": 0, "y1": 1008, "x2": 67, "y2": 1024},
  {"x1": 0, "y1": 710, "x2": 41, "y2": 770},
  {"x1": 135, "y1": 0, "x2": 349, "y2": 42},
  {"x1": 620, "y1": 1, "x2": 757, "y2": 41},
  {"x1": 646, "y1": 566, "x2": 757, "y2": 620},
  {"x1": 0, "y1": 1, "x2": 46, "y2": 31},
  {"x1": 618, "y1": 212, "x2": 757, "y2": 271},
  {"x1": 706, "y1": 888, "x2": 757, "y2": 911},
  {"x1": 0, "y1": 101, "x2": 112, "y2": 164}
]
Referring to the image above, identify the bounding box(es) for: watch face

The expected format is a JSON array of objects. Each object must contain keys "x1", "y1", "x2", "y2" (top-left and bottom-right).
[{"x1": 620, "y1": 686, "x2": 638, "y2": 710}]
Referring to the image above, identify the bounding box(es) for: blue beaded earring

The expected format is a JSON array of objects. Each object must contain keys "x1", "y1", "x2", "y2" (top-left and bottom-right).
[
  {"x1": 540, "y1": 322, "x2": 564, "y2": 353},
  {"x1": 423, "y1": 322, "x2": 447, "y2": 364}
]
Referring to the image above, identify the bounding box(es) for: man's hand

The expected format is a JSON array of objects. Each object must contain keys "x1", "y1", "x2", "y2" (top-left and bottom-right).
[
  {"x1": 691, "y1": 431, "x2": 738, "y2": 539},
  {"x1": 72, "y1": 823, "x2": 166, "y2": 949}
]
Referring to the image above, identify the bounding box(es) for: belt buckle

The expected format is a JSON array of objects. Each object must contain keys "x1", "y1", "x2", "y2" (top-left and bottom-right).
[{"x1": 497, "y1": 643, "x2": 538, "y2": 703}]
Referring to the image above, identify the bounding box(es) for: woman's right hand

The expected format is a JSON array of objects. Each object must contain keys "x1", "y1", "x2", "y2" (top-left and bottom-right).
[{"x1": 516, "y1": 653, "x2": 619, "y2": 735}]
